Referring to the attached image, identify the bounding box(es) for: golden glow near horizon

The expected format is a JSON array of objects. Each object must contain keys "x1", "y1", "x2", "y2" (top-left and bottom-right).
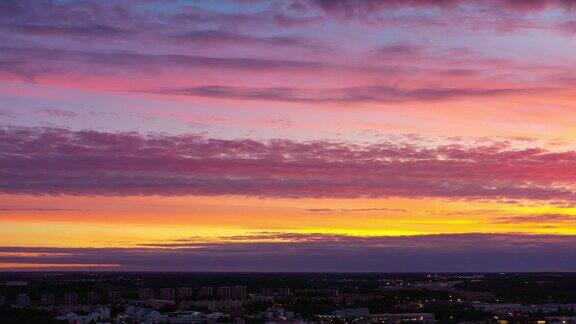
[{"x1": 2, "y1": 195, "x2": 576, "y2": 250}]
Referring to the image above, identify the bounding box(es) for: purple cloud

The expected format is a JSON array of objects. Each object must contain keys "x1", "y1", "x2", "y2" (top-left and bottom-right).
[
  {"x1": 309, "y1": 0, "x2": 576, "y2": 17},
  {"x1": 558, "y1": 20, "x2": 576, "y2": 34},
  {"x1": 0, "y1": 46, "x2": 324, "y2": 81},
  {"x1": 3, "y1": 233, "x2": 576, "y2": 271},
  {"x1": 169, "y1": 30, "x2": 319, "y2": 48},
  {"x1": 493, "y1": 213, "x2": 576, "y2": 224},
  {"x1": 35, "y1": 108, "x2": 78, "y2": 118},
  {"x1": 6, "y1": 24, "x2": 131, "y2": 37},
  {"x1": 2, "y1": 127, "x2": 576, "y2": 202},
  {"x1": 157, "y1": 84, "x2": 542, "y2": 104}
]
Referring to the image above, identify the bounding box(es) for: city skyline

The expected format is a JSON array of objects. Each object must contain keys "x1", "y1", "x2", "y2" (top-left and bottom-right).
[{"x1": 2, "y1": 0, "x2": 576, "y2": 271}]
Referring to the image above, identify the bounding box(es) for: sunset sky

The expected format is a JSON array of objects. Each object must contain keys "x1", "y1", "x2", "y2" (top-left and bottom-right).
[{"x1": 2, "y1": 0, "x2": 576, "y2": 271}]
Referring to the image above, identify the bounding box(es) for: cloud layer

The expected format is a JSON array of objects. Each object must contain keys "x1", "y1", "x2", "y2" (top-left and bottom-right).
[
  {"x1": 2, "y1": 127, "x2": 576, "y2": 203},
  {"x1": 1, "y1": 0, "x2": 575, "y2": 110},
  {"x1": 3, "y1": 233, "x2": 576, "y2": 271}
]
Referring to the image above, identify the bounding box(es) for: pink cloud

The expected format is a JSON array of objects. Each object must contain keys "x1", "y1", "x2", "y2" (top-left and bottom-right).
[
  {"x1": 157, "y1": 84, "x2": 545, "y2": 104},
  {"x1": 309, "y1": 0, "x2": 576, "y2": 16},
  {"x1": 559, "y1": 20, "x2": 576, "y2": 34},
  {"x1": 0, "y1": 0, "x2": 572, "y2": 103},
  {"x1": 2, "y1": 127, "x2": 576, "y2": 202},
  {"x1": 493, "y1": 213, "x2": 576, "y2": 224}
]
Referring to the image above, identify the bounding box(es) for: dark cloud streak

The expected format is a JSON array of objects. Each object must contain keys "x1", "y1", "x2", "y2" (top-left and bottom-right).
[
  {"x1": 158, "y1": 84, "x2": 541, "y2": 104},
  {"x1": 3, "y1": 233, "x2": 576, "y2": 271}
]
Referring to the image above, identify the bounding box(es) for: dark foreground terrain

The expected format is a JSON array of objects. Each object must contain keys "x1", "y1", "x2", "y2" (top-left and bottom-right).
[{"x1": 1, "y1": 272, "x2": 576, "y2": 323}]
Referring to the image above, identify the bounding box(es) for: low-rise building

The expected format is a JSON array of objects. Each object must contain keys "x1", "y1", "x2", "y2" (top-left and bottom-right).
[
  {"x1": 181, "y1": 299, "x2": 244, "y2": 312},
  {"x1": 86, "y1": 291, "x2": 100, "y2": 304},
  {"x1": 217, "y1": 286, "x2": 231, "y2": 300},
  {"x1": 160, "y1": 288, "x2": 176, "y2": 301},
  {"x1": 64, "y1": 292, "x2": 78, "y2": 305},
  {"x1": 55, "y1": 307, "x2": 110, "y2": 324},
  {"x1": 178, "y1": 287, "x2": 193, "y2": 301},
  {"x1": 126, "y1": 305, "x2": 166, "y2": 323},
  {"x1": 332, "y1": 307, "x2": 370, "y2": 318},
  {"x1": 41, "y1": 292, "x2": 56, "y2": 306},
  {"x1": 166, "y1": 310, "x2": 205, "y2": 323},
  {"x1": 108, "y1": 291, "x2": 122, "y2": 303},
  {"x1": 231, "y1": 286, "x2": 247, "y2": 300},
  {"x1": 15, "y1": 293, "x2": 31, "y2": 308},
  {"x1": 198, "y1": 287, "x2": 213, "y2": 298},
  {"x1": 139, "y1": 288, "x2": 155, "y2": 301},
  {"x1": 369, "y1": 313, "x2": 435, "y2": 324}
]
